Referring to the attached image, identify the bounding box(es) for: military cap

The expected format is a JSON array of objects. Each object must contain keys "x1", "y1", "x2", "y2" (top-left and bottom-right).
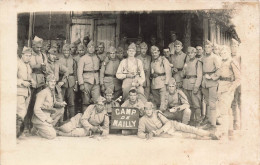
[
  {"x1": 46, "y1": 74, "x2": 56, "y2": 82},
  {"x1": 220, "y1": 45, "x2": 231, "y2": 54},
  {"x1": 168, "y1": 78, "x2": 177, "y2": 86},
  {"x1": 22, "y1": 46, "x2": 32, "y2": 54},
  {"x1": 109, "y1": 46, "x2": 116, "y2": 53},
  {"x1": 129, "y1": 87, "x2": 137, "y2": 93},
  {"x1": 77, "y1": 44, "x2": 85, "y2": 50},
  {"x1": 117, "y1": 47, "x2": 124, "y2": 53},
  {"x1": 187, "y1": 47, "x2": 196, "y2": 53},
  {"x1": 105, "y1": 88, "x2": 114, "y2": 95},
  {"x1": 140, "y1": 42, "x2": 148, "y2": 49},
  {"x1": 151, "y1": 46, "x2": 159, "y2": 52},
  {"x1": 32, "y1": 36, "x2": 43, "y2": 45},
  {"x1": 144, "y1": 102, "x2": 154, "y2": 110},
  {"x1": 96, "y1": 96, "x2": 106, "y2": 104},
  {"x1": 62, "y1": 44, "x2": 70, "y2": 51},
  {"x1": 87, "y1": 40, "x2": 95, "y2": 48},
  {"x1": 174, "y1": 40, "x2": 182, "y2": 46},
  {"x1": 70, "y1": 42, "x2": 76, "y2": 48},
  {"x1": 205, "y1": 40, "x2": 213, "y2": 47},
  {"x1": 163, "y1": 48, "x2": 170, "y2": 52},
  {"x1": 48, "y1": 48, "x2": 58, "y2": 55},
  {"x1": 170, "y1": 31, "x2": 176, "y2": 36},
  {"x1": 98, "y1": 42, "x2": 105, "y2": 47},
  {"x1": 196, "y1": 46, "x2": 203, "y2": 49},
  {"x1": 128, "y1": 43, "x2": 136, "y2": 51},
  {"x1": 83, "y1": 35, "x2": 90, "y2": 40},
  {"x1": 73, "y1": 38, "x2": 81, "y2": 45}
]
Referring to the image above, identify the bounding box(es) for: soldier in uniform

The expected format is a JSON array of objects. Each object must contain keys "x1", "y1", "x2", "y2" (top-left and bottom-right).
[
  {"x1": 150, "y1": 46, "x2": 171, "y2": 110},
  {"x1": 116, "y1": 43, "x2": 147, "y2": 103},
  {"x1": 216, "y1": 46, "x2": 240, "y2": 139},
  {"x1": 58, "y1": 44, "x2": 77, "y2": 120},
  {"x1": 97, "y1": 42, "x2": 107, "y2": 63},
  {"x1": 136, "y1": 42, "x2": 152, "y2": 99},
  {"x1": 168, "y1": 31, "x2": 177, "y2": 55},
  {"x1": 17, "y1": 47, "x2": 36, "y2": 137},
  {"x1": 230, "y1": 39, "x2": 241, "y2": 130},
  {"x1": 200, "y1": 40, "x2": 221, "y2": 130},
  {"x1": 100, "y1": 46, "x2": 122, "y2": 99},
  {"x1": 161, "y1": 78, "x2": 191, "y2": 125},
  {"x1": 31, "y1": 74, "x2": 67, "y2": 139},
  {"x1": 181, "y1": 47, "x2": 203, "y2": 126},
  {"x1": 116, "y1": 47, "x2": 124, "y2": 61},
  {"x1": 57, "y1": 96, "x2": 109, "y2": 137},
  {"x1": 118, "y1": 33, "x2": 129, "y2": 58},
  {"x1": 196, "y1": 46, "x2": 204, "y2": 60},
  {"x1": 70, "y1": 43, "x2": 77, "y2": 58},
  {"x1": 26, "y1": 36, "x2": 47, "y2": 132},
  {"x1": 138, "y1": 102, "x2": 218, "y2": 140},
  {"x1": 135, "y1": 44, "x2": 141, "y2": 57},
  {"x1": 83, "y1": 35, "x2": 91, "y2": 52},
  {"x1": 169, "y1": 40, "x2": 187, "y2": 89},
  {"x1": 77, "y1": 41, "x2": 101, "y2": 111}
]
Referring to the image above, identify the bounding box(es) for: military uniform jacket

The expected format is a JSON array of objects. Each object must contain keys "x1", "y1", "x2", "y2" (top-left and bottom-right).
[
  {"x1": 201, "y1": 53, "x2": 221, "y2": 88},
  {"x1": 121, "y1": 99, "x2": 145, "y2": 116},
  {"x1": 151, "y1": 56, "x2": 172, "y2": 89},
  {"x1": 116, "y1": 58, "x2": 145, "y2": 87},
  {"x1": 58, "y1": 55, "x2": 77, "y2": 88},
  {"x1": 136, "y1": 54, "x2": 151, "y2": 87},
  {"x1": 138, "y1": 111, "x2": 170, "y2": 138},
  {"x1": 80, "y1": 104, "x2": 109, "y2": 132},
  {"x1": 100, "y1": 57, "x2": 121, "y2": 90},
  {"x1": 104, "y1": 101, "x2": 120, "y2": 113},
  {"x1": 77, "y1": 54, "x2": 100, "y2": 85},
  {"x1": 97, "y1": 52, "x2": 107, "y2": 63},
  {"x1": 169, "y1": 51, "x2": 187, "y2": 83},
  {"x1": 31, "y1": 87, "x2": 65, "y2": 124},
  {"x1": 29, "y1": 51, "x2": 47, "y2": 88},
  {"x1": 17, "y1": 59, "x2": 33, "y2": 97},
  {"x1": 164, "y1": 90, "x2": 190, "y2": 110},
  {"x1": 45, "y1": 60, "x2": 69, "y2": 83},
  {"x1": 182, "y1": 58, "x2": 203, "y2": 90},
  {"x1": 216, "y1": 58, "x2": 241, "y2": 93}
]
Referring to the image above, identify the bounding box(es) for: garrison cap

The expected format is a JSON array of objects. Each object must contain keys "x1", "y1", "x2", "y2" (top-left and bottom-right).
[
  {"x1": 105, "y1": 88, "x2": 114, "y2": 95},
  {"x1": 151, "y1": 46, "x2": 159, "y2": 52},
  {"x1": 187, "y1": 47, "x2": 196, "y2": 53},
  {"x1": 170, "y1": 31, "x2": 176, "y2": 36},
  {"x1": 77, "y1": 44, "x2": 85, "y2": 50},
  {"x1": 98, "y1": 42, "x2": 105, "y2": 47},
  {"x1": 117, "y1": 47, "x2": 124, "y2": 53},
  {"x1": 32, "y1": 36, "x2": 43, "y2": 45},
  {"x1": 62, "y1": 44, "x2": 70, "y2": 51},
  {"x1": 140, "y1": 42, "x2": 148, "y2": 49},
  {"x1": 87, "y1": 40, "x2": 95, "y2": 48},
  {"x1": 48, "y1": 48, "x2": 58, "y2": 55},
  {"x1": 168, "y1": 78, "x2": 177, "y2": 86},
  {"x1": 109, "y1": 46, "x2": 116, "y2": 53},
  {"x1": 46, "y1": 74, "x2": 56, "y2": 82},
  {"x1": 22, "y1": 47, "x2": 32, "y2": 55},
  {"x1": 205, "y1": 40, "x2": 213, "y2": 47},
  {"x1": 163, "y1": 48, "x2": 170, "y2": 52},
  {"x1": 144, "y1": 102, "x2": 154, "y2": 110},
  {"x1": 96, "y1": 96, "x2": 106, "y2": 104},
  {"x1": 70, "y1": 42, "x2": 77, "y2": 48},
  {"x1": 174, "y1": 40, "x2": 182, "y2": 46},
  {"x1": 128, "y1": 43, "x2": 136, "y2": 51}
]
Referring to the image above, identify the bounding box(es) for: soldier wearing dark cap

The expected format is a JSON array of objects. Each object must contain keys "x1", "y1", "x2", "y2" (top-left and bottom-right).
[
  {"x1": 118, "y1": 33, "x2": 129, "y2": 58},
  {"x1": 100, "y1": 46, "x2": 122, "y2": 99},
  {"x1": 77, "y1": 41, "x2": 101, "y2": 111},
  {"x1": 168, "y1": 31, "x2": 177, "y2": 55},
  {"x1": 116, "y1": 47, "x2": 124, "y2": 61},
  {"x1": 196, "y1": 46, "x2": 204, "y2": 60},
  {"x1": 83, "y1": 35, "x2": 91, "y2": 51},
  {"x1": 57, "y1": 96, "x2": 109, "y2": 137},
  {"x1": 97, "y1": 42, "x2": 107, "y2": 63},
  {"x1": 169, "y1": 40, "x2": 187, "y2": 89}
]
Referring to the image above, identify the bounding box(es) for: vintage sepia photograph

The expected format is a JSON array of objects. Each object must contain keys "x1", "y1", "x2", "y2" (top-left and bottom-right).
[{"x1": 0, "y1": 1, "x2": 259, "y2": 165}]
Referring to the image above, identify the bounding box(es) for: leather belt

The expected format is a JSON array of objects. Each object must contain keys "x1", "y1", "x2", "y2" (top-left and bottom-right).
[
  {"x1": 203, "y1": 71, "x2": 215, "y2": 75},
  {"x1": 219, "y1": 77, "x2": 232, "y2": 81},
  {"x1": 105, "y1": 74, "x2": 116, "y2": 78},
  {"x1": 151, "y1": 72, "x2": 165, "y2": 79},
  {"x1": 177, "y1": 68, "x2": 183, "y2": 71},
  {"x1": 83, "y1": 70, "x2": 99, "y2": 73},
  {"x1": 32, "y1": 68, "x2": 43, "y2": 74},
  {"x1": 185, "y1": 75, "x2": 197, "y2": 79}
]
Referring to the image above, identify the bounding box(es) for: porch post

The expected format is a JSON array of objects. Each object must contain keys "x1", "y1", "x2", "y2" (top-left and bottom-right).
[
  {"x1": 183, "y1": 13, "x2": 191, "y2": 52},
  {"x1": 209, "y1": 18, "x2": 216, "y2": 44},
  {"x1": 202, "y1": 15, "x2": 209, "y2": 48},
  {"x1": 157, "y1": 14, "x2": 164, "y2": 49}
]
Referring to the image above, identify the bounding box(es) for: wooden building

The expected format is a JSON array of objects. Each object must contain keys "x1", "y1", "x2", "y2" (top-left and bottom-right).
[{"x1": 17, "y1": 10, "x2": 240, "y2": 55}]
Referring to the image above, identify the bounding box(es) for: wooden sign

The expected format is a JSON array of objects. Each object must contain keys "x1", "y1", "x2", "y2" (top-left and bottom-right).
[{"x1": 111, "y1": 107, "x2": 140, "y2": 129}]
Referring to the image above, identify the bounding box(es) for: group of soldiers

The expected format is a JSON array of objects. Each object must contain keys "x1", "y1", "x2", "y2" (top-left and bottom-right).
[{"x1": 17, "y1": 31, "x2": 241, "y2": 140}]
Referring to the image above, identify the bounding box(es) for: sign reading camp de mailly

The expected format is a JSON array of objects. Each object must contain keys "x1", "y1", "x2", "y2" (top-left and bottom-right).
[{"x1": 111, "y1": 107, "x2": 140, "y2": 129}]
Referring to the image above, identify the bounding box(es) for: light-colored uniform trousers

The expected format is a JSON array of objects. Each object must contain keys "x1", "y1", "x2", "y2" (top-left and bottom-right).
[{"x1": 17, "y1": 95, "x2": 31, "y2": 119}]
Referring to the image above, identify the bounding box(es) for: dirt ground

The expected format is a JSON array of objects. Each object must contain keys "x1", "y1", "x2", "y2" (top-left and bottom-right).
[{"x1": 1, "y1": 129, "x2": 259, "y2": 165}]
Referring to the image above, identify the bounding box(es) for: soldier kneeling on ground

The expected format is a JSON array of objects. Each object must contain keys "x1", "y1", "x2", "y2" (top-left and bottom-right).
[
  {"x1": 56, "y1": 96, "x2": 109, "y2": 137},
  {"x1": 138, "y1": 102, "x2": 218, "y2": 140}
]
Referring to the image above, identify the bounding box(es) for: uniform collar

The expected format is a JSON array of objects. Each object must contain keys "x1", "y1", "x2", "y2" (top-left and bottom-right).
[
  {"x1": 175, "y1": 51, "x2": 183, "y2": 56},
  {"x1": 152, "y1": 56, "x2": 160, "y2": 62}
]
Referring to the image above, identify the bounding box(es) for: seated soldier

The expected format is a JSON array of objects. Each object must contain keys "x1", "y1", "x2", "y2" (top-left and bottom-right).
[
  {"x1": 138, "y1": 102, "x2": 218, "y2": 140},
  {"x1": 104, "y1": 88, "x2": 121, "y2": 119},
  {"x1": 161, "y1": 78, "x2": 191, "y2": 125},
  {"x1": 57, "y1": 96, "x2": 109, "y2": 137},
  {"x1": 31, "y1": 74, "x2": 67, "y2": 139}
]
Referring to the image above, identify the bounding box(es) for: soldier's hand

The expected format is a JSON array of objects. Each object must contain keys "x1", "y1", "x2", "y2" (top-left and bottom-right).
[
  {"x1": 172, "y1": 67, "x2": 178, "y2": 73},
  {"x1": 58, "y1": 81, "x2": 64, "y2": 87},
  {"x1": 126, "y1": 73, "x2": 135, "y2": 78},
  {"x1": 193, "y1": 87, "x2": 199, "y2": 94},
  {"x1": 41, "y1": 63, "x2": 46, "y2": 71},
  {"x1": 22, "y1": 81, "x2": 31, "y2": 87},
  {"x1": 146, "y1": 132, "x2": 154, "y2": 140},
  {"x1": 80, "y1": 84, "x2": 85, "y2": 91},
  {"x1": 205, "y1": 74, "x2": 211, "y2": 79},
  {"x1": 154, "y1": 129, "x2": 163, "y2": 136},
  {"x1": 61, "y1": 101, "x2": 67, "y2": 107},
  {"x1": 46, "y1": 117, "x2": 53, "y2": 124},
  {"x1": 90, "y1": 126, "x2": 99, "y2": 132}
]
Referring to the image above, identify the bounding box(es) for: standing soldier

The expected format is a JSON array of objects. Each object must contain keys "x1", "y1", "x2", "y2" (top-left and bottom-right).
[
  {"x1": 200, "y1": 40, "x2": 221, "y2": 130},
  {"x1": 196, "y1": 46, "x2": 204, "y2": 60},
  {"x1": 182, "y1": 47, "x2": 203, "y2": 126},
  {"x1": 116, "y1": 47, "x2": 124, "y2": 61},
  {"x1": 70, "y1": 43, "x2": 77, "y2": 58},
  {"x1": 31, "y1": 74, "x2": 67, "y2": 139},
  {"x1": 100, "y1": 46, "x2": 122, "y2": 99},
  {"x1": 230, "y1": 39, "x2": 241, "y2": 130},
  {"x1": 17, "y1": 47, "x2": 36, "y2": 137},
  {"x1": 103, "y1": 88, "x2": 120, "y2": 118},
  {"x1": 161, "y1": 78, "x2": 191, "y2": 125},
  {"x1": 216, "y1": 46, "x2": 241, "y2": 139},
  {"x1": 118, "y1": 33, "x2": 129, "y2": 59},
  {"x1": 150, "y1": 46, "x2": 171, "y2": 110},
  {"x1": 83, "y1": 35, "x2": 91, "y2": 52},
  {"x1": 26, "y1": 36, "x2": 47, "y2": 132},
  {"x1": 116, "y1": 43, "x2": 147, "y2": 103},
  {"x1": 97, "y1": 42, "x2": 107, "y2": 63},
  {"x1": 168, "y1": 31, "x2": 177, "y2": 55},
  {"x1": 169, "y1": 40, "x2": 187, "y2": 89},
  {"x1": 77, "y1": 41, "x2": 101, "y2": 111},
  {"x1": 59, "y1": 44, "x2": 77, "y2": 120},
  {"x1": 57, "y1": 96, "x2": 109, "y2": 137},
  {"x1": 136, "y1": 42, "x2": 152, "y2": 99}
]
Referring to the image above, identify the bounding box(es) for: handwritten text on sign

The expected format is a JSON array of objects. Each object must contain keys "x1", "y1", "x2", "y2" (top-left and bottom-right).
[{"x1": 111, "y1": 107, "x2": 139, "y2": 129}]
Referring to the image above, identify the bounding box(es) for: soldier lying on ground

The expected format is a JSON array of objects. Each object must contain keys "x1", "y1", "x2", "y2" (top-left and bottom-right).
[
  {"x1": 138, "y1": 102, "x2": 218, "y2": 140},
  {"x1": 56, "y1": 96, "x2": 109, "y2": 137}
]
